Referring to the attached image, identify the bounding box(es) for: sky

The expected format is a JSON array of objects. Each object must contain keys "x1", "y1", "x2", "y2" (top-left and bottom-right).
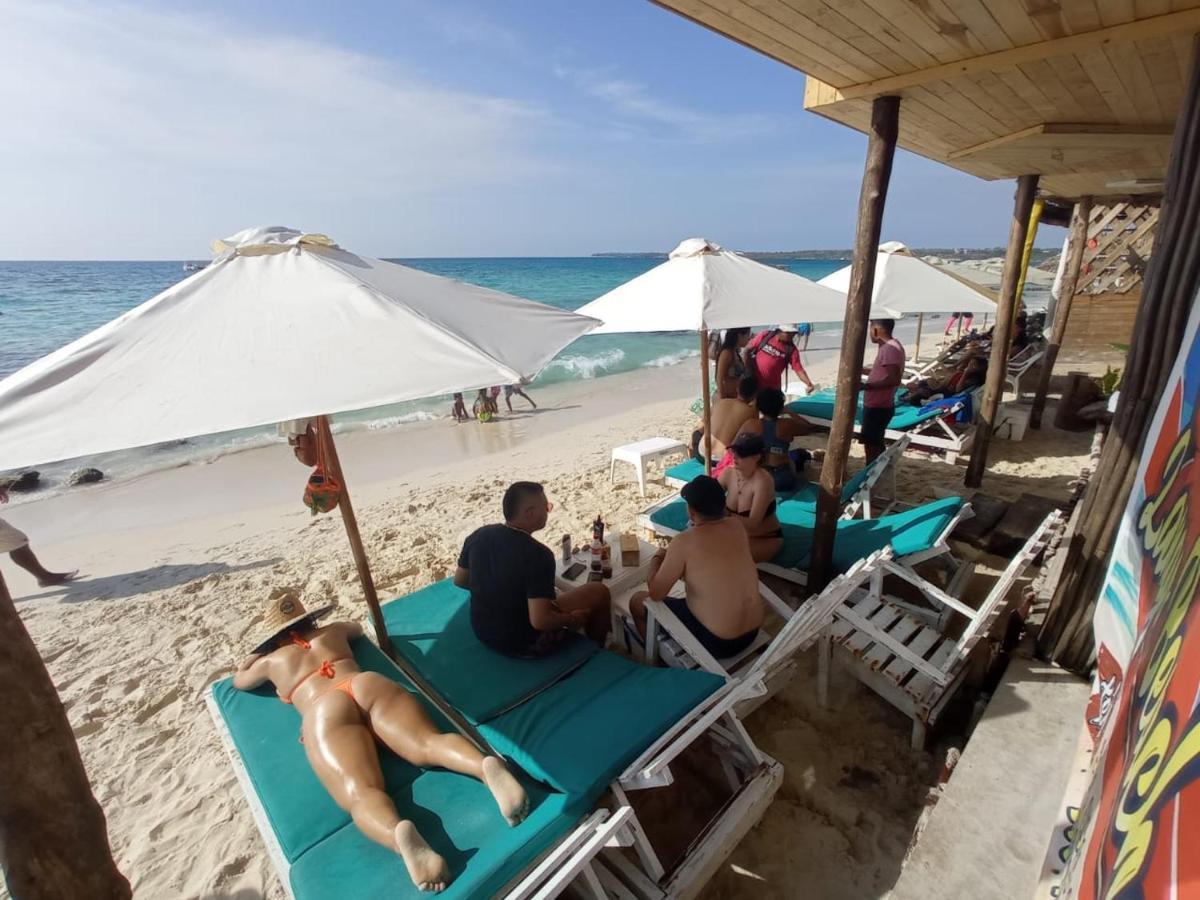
[{"x1": 0, "y1": 0, "x2": 1062, "y2": 259}]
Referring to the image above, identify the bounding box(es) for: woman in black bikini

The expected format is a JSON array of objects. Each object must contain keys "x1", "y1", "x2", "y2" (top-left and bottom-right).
[
  {"x1": 717, "y1": 434, "x2": 783, "y2": 563},
  {"x1": 715, "y1": 327, "x2": 752, "y2": 399}
]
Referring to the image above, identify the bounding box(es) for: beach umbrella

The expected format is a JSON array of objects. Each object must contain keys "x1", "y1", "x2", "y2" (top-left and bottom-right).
[
  {"x1": 818, "y1": 241, "x2": 997, "y2": 358},
  {"x1": 574, "y1": 237, "x2": 848, "y2": 473},
  {"x1": 0, "y1": 225, "x2": 599, "y2": 749}
]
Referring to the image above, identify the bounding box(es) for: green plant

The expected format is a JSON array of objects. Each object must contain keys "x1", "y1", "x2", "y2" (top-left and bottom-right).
[{"x1": 1096, "y1": 366, "x2": 1122, "y2": 397}]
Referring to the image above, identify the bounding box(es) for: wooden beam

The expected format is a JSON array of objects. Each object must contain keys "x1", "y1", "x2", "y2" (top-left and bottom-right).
[
  {"x1": 1030, "y1": 197, "x2": 1094, "y2": 429},
  {"x1": 701, "y1": 330, "x2": 712, "y2": 475},
  {"x1": 804, "y1": 10, "x2": 1200, "y2": 105},
  {"x1": 947, "y1": 123, "x2": 1174, "y2": 162},
  {"x1": 809, "y1": 95, "x2": 900, "y2": 591},
  {"x1": 0, "y1": 571, "x2": 132, "y2": 899},
  {"x1": 965, "y1": 174, "x2": 1041, "y2": 488},
  {"x1": 1040, "y1": 36, "x2": 1200, "y2": 673}
]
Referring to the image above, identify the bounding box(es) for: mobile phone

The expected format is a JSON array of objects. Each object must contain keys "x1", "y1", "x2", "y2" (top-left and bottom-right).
[{"x1": 563, "y1": 562, "x2": 587, "y2": 580}]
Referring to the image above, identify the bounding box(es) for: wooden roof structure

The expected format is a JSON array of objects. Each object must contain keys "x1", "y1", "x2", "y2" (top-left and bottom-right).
[{"x1": 651, "y1": 1, "x2": 1200, "y2": 201}]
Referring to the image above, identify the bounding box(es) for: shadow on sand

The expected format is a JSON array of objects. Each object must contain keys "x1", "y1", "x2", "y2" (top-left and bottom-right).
[{"x1": 20, "y1": 557, "x2": 283, "y2": 604}]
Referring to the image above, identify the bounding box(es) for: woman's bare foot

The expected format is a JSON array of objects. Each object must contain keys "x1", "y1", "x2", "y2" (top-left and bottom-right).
[
  {"x1": 393, "y1": 821, "x2": 450, "y2": 892},
  {"x1": 481, "y1": 756, "x2": 529, "y2": 826}
]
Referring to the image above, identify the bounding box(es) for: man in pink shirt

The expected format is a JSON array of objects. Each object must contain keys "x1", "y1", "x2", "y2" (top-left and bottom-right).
[
  {"x1": 860, "y1": 318, "x2": 906, "y2": 464},
  {"x1": 746, "y1": 325, "x2": 814, "y2": 393}
]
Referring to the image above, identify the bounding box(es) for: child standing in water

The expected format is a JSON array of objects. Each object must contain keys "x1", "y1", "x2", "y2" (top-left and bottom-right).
[{"x1": 450, "y1": 393, "x2": 469, "y2": 423}]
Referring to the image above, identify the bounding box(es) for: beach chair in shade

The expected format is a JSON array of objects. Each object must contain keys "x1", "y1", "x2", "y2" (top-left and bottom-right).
[
  {"x1": 785, "y1": 388, "x2": 975, "y2": 462},
  {"x1": 207, "y1": 636, "x2": 628, "y2": 900},
  {"x1": 1004, "y1": 343, "x2": 1046, "y2": 398},
  {"x1": 664, "y1": 434, "x2": 910, "y2": 520},
  {"x1": 639, "y1": 494, "x2": 971, "y2": 589},
  {"x1": 377, "y1": 580, "x2": 783, "y2": 897},
  {"x1": 641, "y1": 550, "x2": 892, "y2": 715},
  {"x1": 817, "y1": 510, "x2": 1064, "y2": 749}
]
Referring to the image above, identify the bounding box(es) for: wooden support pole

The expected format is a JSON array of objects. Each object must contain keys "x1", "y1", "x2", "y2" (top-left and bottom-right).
[
  {"x1": 315, "y1": 416, "x2": 493, "y2": 754},
  {"x1": 809, "y1": 95, "x2": 900, "y2": 591},
  {"x1": 1015, "y1": 198, "x2": 1045, "y2": 308},
  {"x1": 1040, "y1": 37, "x2": 1200, "y2": 672},
  {"x1": 1030, "y1": 197, "x2": 1093, "y2": 429},
  {"x1": 964, "y1": 174, "x2": 1040, "y2": 488},
  {"x1": 700, "y1": 330, "x2": 712, "y2": 475},
  {"x1": 0, "y1": 571, "x2": 132, "y2": 900},
  {"x1": 914, "y1": 312, "x2": 923, "y2": 361}
]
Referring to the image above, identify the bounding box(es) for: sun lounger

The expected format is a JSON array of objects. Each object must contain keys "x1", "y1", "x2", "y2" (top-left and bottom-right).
[
  {"x1": 641, "y1": 549, "x2": 892, "y2": 715},
  {"x1": 664, "y1": 434, "x2": 909, "y2": 520},
  {"x1": 379, "y1": 580, "x2": 783, "y2": 896},
  {"x1": 785, "y1": 388, "x2": 974, "y2": 462},
  {"x1": 639, "y1": 494, "x2": 970, "y2": 587},
  {"x1": 207, "y1": 636, "x2": 624, "y2": 900},
  {"x1": 817, "y1": 510, "x2": 1064, "y2": 749},
  {"x1": 1004, "y1": 343, "x2": 1045, "y2": 398}
]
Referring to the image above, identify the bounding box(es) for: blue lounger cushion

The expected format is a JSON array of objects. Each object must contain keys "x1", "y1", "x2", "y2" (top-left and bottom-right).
[
  {"x1": 649, "y1": 496, "x2": 962, "y2": 573},
  {"x1": 787, "y1": 389, "x2": 950, "y2": 432},
  {"x1": 480, "y1": 652, "x2": 723, "y2": 799},
  {"x1": 381, "y1": 579, "x2": 597, "y2": 724},
  {"x1": 210, "y1": 638, "x2": 584, "y2": 900},
  {"x1": 665, "y1": 457, "x2": 704, "y2": 483},
  {"x1": 381, "y1": 590, "x2": 723, "y2": 801}
]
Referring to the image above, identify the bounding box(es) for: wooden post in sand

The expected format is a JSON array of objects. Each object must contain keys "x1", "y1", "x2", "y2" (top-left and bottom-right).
[
  {"x1": 964, "y1": 174, "x2": 1040, "y2": 488},
  {"x1": 315, "y1": 416, "x2": 493, "y2": 754},
  {"x1": 809, "y1": 95, "x2": 900, "y2": 591},
  {"x1": 0, "y1": 571, "x2": 132, "y2": 899},
  {"x1": 1030, "y1": 197, "x2": 1093, "y2": 429},
  {"x1": 914, "y1": 313, "x2": 923, "y2": 362},
  {"x1": 700, "y1": 330, "x2": 713, "y2": 475},
  {"x1": 1041, "y1": 38, "x2": 1200, "y2": 672}
]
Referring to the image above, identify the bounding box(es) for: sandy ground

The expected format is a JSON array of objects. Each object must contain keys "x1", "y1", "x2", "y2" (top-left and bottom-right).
[{"x1": 3, "y1": 332, "x2": 1099, "y2": 899}]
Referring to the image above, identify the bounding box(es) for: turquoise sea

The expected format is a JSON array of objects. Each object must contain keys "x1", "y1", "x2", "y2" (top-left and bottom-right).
[{"x1": 0, "y1": 256, "x2": 848, "y2": 487}]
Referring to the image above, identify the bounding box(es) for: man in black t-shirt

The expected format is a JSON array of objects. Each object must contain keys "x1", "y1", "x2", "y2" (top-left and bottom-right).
[{"x1": 454, "y1": 481, "x2": 612, "y2": 658}]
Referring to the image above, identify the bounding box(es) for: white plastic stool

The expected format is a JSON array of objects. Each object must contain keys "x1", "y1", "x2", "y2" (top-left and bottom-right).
[{"x1": 610, "y1": 437, "x2": 687, "y2": 496}]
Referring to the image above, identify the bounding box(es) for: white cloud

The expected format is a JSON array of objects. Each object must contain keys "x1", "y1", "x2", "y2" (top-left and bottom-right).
[
  {"x1": 0, "y1": 1, "x2": 558, "y2": 257},
  {"x1": 554, "y1": 66, "x2": 776, "y2": 144}
]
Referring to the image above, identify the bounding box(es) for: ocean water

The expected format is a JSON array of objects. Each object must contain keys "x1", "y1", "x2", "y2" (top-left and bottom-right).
[{"x1": 0, "y1": 256, "x2": 847, "y2": 489}]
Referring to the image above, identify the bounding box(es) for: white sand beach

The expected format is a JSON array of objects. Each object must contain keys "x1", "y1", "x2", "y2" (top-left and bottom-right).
[{"x1": 3, "y1": 337, "x2": 1097, "y2": 899}]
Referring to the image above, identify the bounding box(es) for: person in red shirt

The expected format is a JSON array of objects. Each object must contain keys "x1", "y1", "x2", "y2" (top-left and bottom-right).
[
  {"x1": 860, "y1": 318, "x2": 906, "y2": 464},
  {"x1": 746, "y1": 326, "x2": 814, "y2": 393}
]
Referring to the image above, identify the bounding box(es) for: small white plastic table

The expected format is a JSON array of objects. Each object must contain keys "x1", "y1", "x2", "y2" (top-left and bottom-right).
[
  {"x1": 555, "y1": 535, "x2": 660, "y2": 642},
  {"x1": 609, "y1": 437, "x2": 687, "y2": 496}
]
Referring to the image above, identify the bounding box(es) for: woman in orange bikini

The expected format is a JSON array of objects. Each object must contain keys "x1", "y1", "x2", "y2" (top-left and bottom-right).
[{"x1": 233, "y1": 596, "x2": 528, "y2": 893}]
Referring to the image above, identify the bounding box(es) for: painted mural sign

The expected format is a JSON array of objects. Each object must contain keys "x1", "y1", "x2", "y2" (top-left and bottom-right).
[{"x1": 1060, "y1": 288, "x2": 1200, "y2": 898}]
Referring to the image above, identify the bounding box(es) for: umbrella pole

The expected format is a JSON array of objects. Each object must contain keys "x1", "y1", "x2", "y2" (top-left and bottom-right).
[
  {"x1": 316, "y1": 416, "x2": 391, "y2": 653},
  {"x1": 700, "y1": 330, "x2": 712, "y2": 475},
  {"x1": 914, "y1": 312, "x2": 923, "y2": 361},
  {"x1": 315, "y1": 416, "x2": 494, "y2": 755}
]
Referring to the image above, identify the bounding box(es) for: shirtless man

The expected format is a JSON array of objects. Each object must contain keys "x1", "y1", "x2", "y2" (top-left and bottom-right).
[
  {"x1": 233, "y1": 596, "x2": 528, "y2": 893},
  {"x1": 692, "y1": 376, "x2": 757, "y2": 461},
  {"x1": 629, "y1": 476, "x2": 763, "y2": 660}
]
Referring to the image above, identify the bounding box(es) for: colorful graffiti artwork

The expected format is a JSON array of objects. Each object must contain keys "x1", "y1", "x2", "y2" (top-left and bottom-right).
[{"x1": 1062, "y1": 288, "x2": 1200, "y2": 899}]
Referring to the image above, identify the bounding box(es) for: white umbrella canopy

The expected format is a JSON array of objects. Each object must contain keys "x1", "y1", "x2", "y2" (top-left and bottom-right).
[
  {"x1": 817, "y1": 241, "x2": 997, "y2": 316},
  {"x1": 0, "y1": 226, "x2": 598, "y2": 471},
  {"x1": 575, "y1": 238, "x2": 849, "y2": 332}
]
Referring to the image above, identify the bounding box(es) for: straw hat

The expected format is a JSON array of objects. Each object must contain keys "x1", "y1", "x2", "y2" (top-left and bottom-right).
[{"x1": 249, "y1": 593, "x2": 334, "y2": 652}]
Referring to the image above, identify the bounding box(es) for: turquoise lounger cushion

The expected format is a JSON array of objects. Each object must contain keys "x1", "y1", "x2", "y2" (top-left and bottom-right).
[
  {"x1": 786, "y1": 390, "x2": 944, "y2": 432},
  {"x1": 480, "y1": 651, "x2": 723, "y2": 799},
  {"x1": 211, "y1": 639, "x2": 584, "y2": 899},
  {"x1": 287, "y1": 779, "x2": 581, "y2": 900},
  {"x1": 665, "y1": 458, "x2": 704, "y2": 483},
  {"x1": 381, "y1": 579, "x2": 596, "y2": 724},
  {"x1": 648, "y1": 496, "x2": 962, "y2": 573},
  {"x1": 383, "y1": 587, "x2": 723, "y2": 801}
]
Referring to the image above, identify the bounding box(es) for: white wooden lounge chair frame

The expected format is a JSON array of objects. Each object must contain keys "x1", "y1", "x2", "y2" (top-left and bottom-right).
[
  {"x1": 816, "y1": 510, "x2": 1064, "y2": 749},
  {"x1": 793, "y1": 398, "x2": 974, "y2": 463},
  {"x1": 1004, "y1": 343, "x2": 1046, "y2": 398},
  {"x1": 641, "y1": 551, "x2": 892, "y2": 715}
]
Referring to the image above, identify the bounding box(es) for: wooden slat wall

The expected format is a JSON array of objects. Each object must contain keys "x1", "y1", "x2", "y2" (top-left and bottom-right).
[{"x1": 1059, "y1": 291, "x2": 1141, "y2": 353}]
